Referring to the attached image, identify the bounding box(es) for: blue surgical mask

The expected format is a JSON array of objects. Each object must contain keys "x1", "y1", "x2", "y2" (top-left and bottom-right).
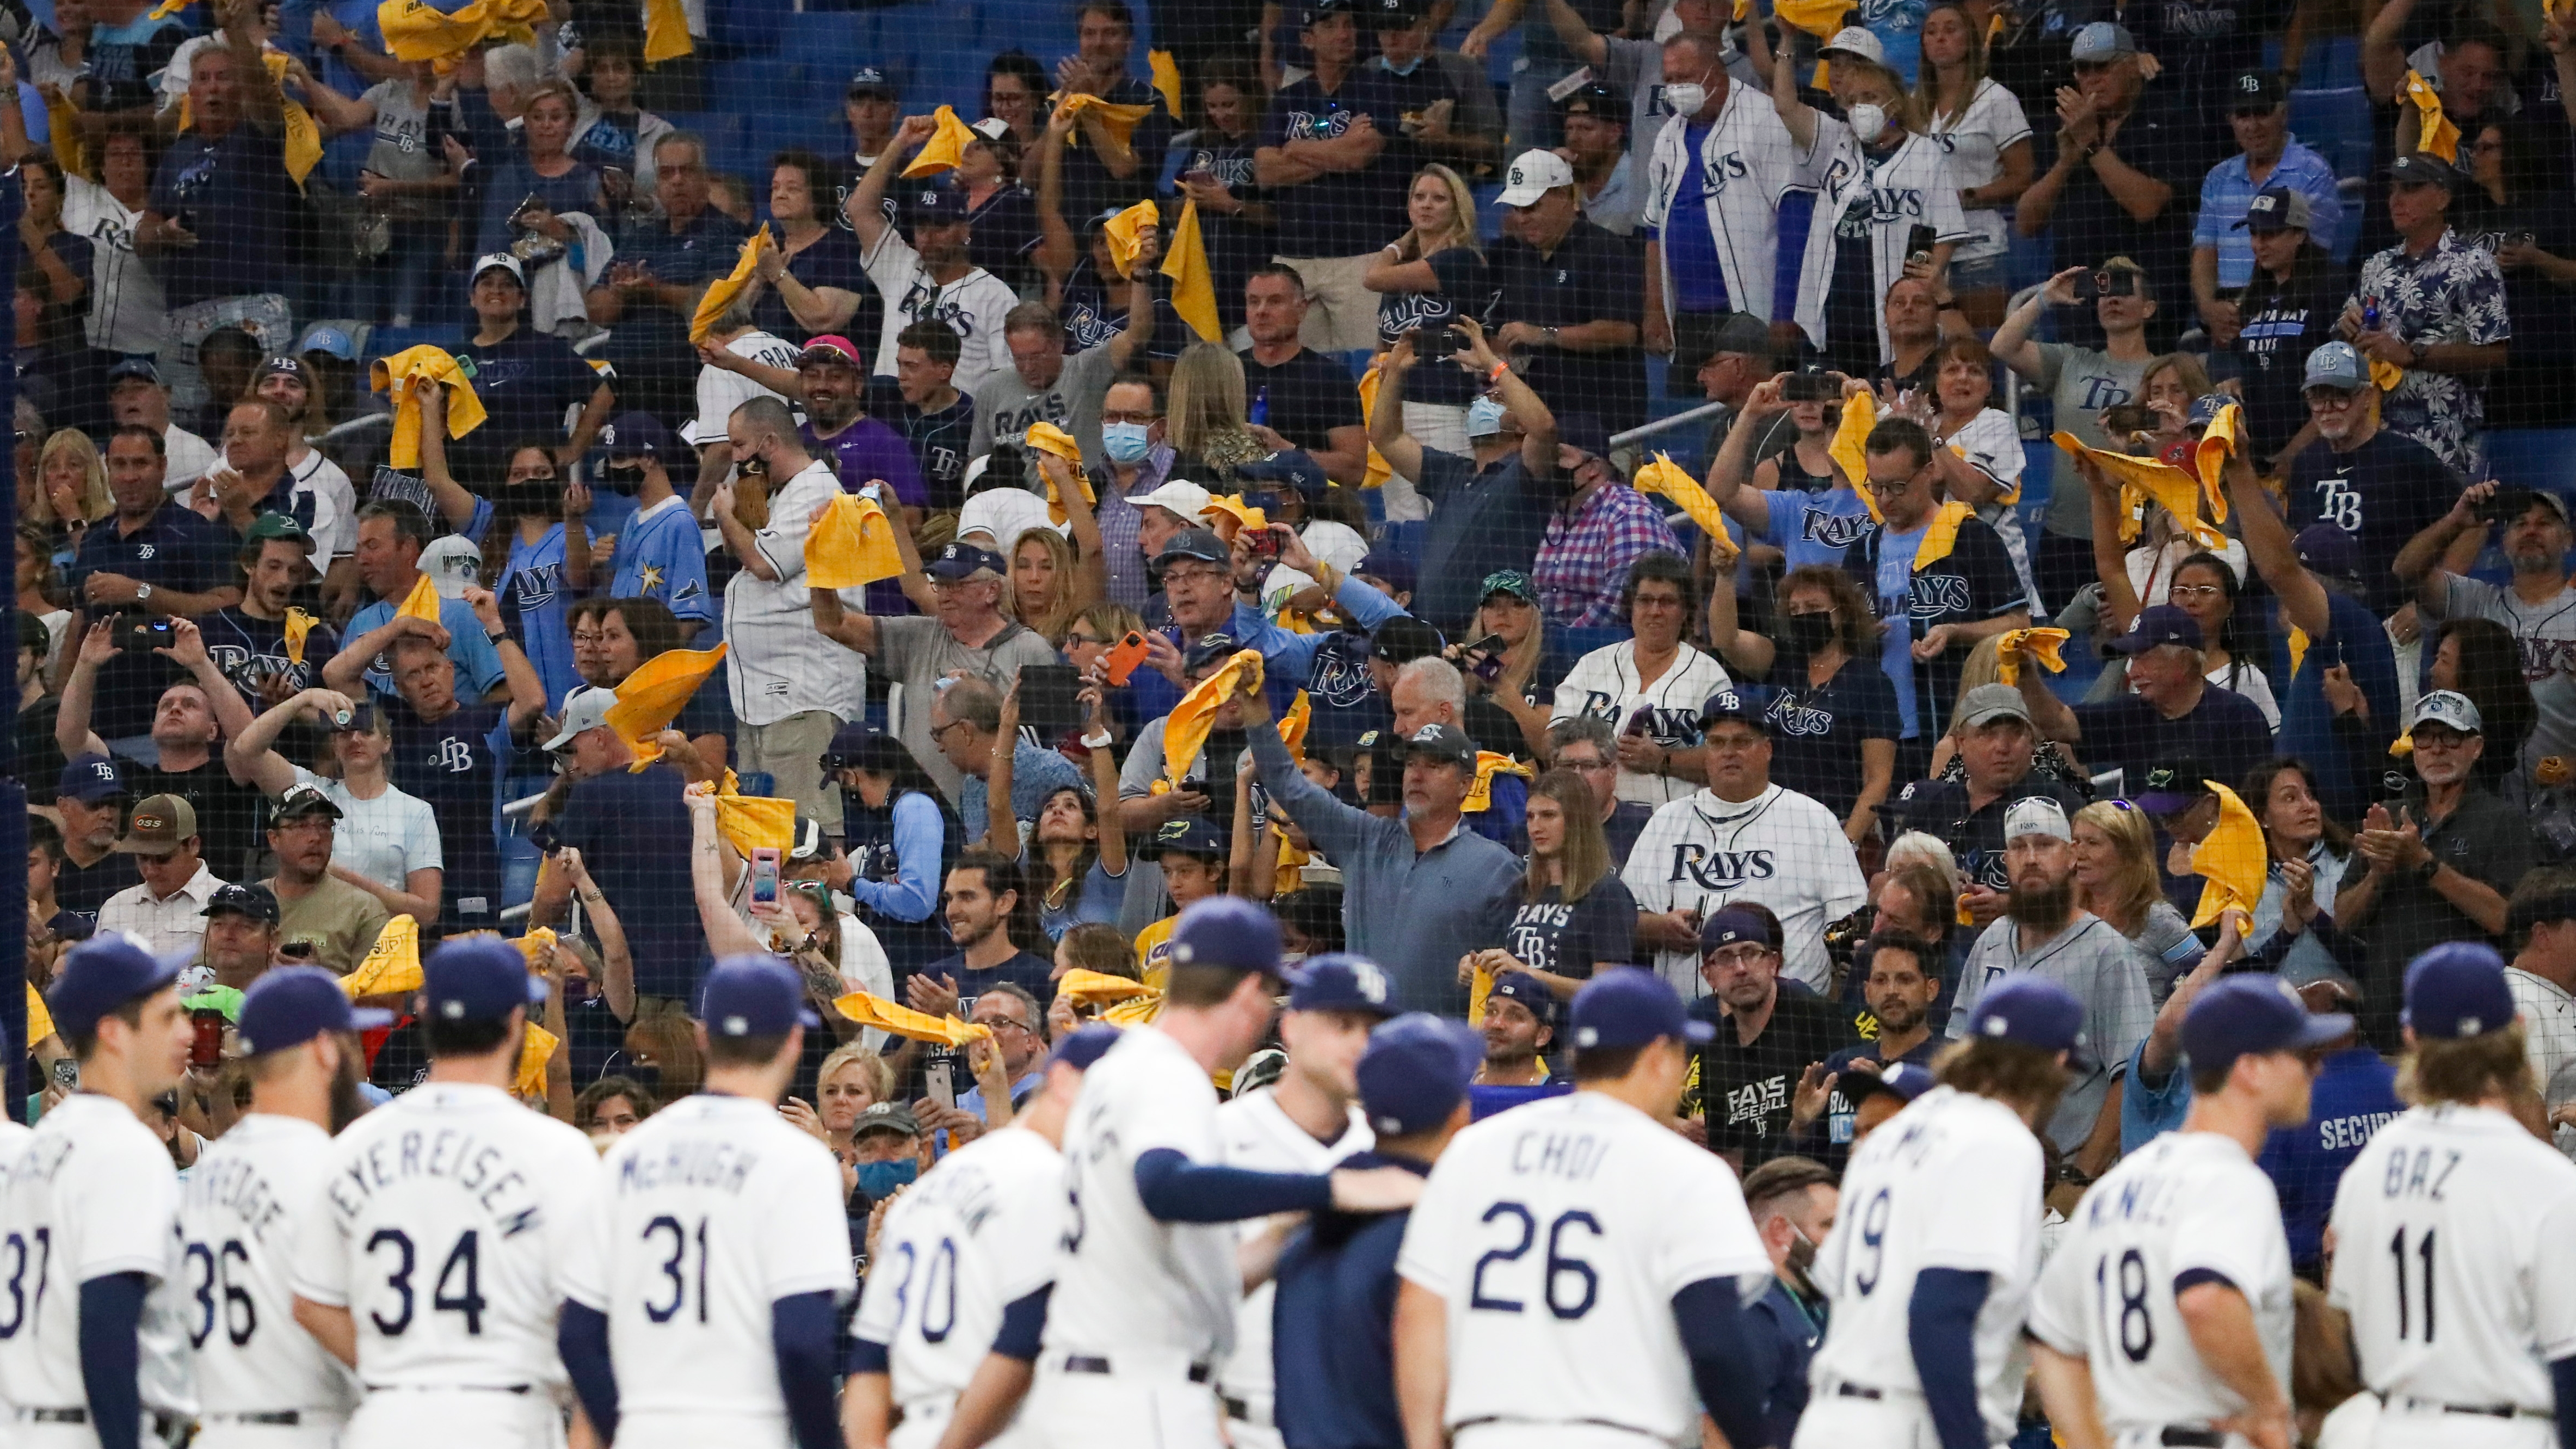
[
  {"x1": 854, "y1": 1158, "x2": 918, "y2": 1200},
  {"x1": 1465, "y1": 395, "x2": 1508, "y2": 438},
  {"x1": 1379, "y1": 53, "x2": 1423, "y2": 76},
  {"x1": 1102, "y1": 421, "x2": 1154, "y2": 464}
]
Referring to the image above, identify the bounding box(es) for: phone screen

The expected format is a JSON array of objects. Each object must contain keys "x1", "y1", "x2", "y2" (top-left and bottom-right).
[{"x1": 750, "y1": 848, "x2": 782, "y2": 905}]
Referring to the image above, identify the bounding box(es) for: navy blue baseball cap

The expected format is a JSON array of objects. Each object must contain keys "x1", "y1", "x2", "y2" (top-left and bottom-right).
[
  {"x1": 201, "y1": 882, "x2": 281, "y2": 924},
  {"x1": 603, "y1": 412, "x2": 675, "y2": 460},
  {"x1": 1487, "y1": 970, "x2": 1558, "y2": 1027},
  {"x1": 1355, "y1": 551, "x2": 1417, "y2": 596},
  {"x1": 2106, "y1": 603, "x2": 2205, "y2": 655},
  {"x1": 47, "y1": 931, "x2": 192, "y2": 1038},
  {"x1": 1700, "y1": 904, "x2": 1780, "y2": 954},
  {"x1": 699, "y1": 954, "x2": 824, "y2": 1038},
  {"x1": 1235, "y1": 449, "x2": 1329, "y2": 497},
  {"x1": 2294, "y1": 523, "x2": 2363, "y2": 587},
  {"x1": 1555, "y1": 414, "x2": 1612, "y2": 464},
  {"x1": 1287, "y1": 953, "x2": 1397, "y2": 1016},
  {"x1": 58, "y1": 754, "x2": 127, "y2": 804},
  {"x1": 1699, "y1": 686, "x2": 1766, "y2": 735},
  {"x1": 1964, "y1": 976, "x2": 2086, "y2": 1056},
  {"x1": 423, "y1": 936, "x2": 550, "y2": 1024},
  {"x1": 847, "y1": 65, "x2": 896, "y2": 98},
  {"x1": 1142, "y1": 816, "x2": 1228, "y2": 861},
  {"x1": 907, "y1": 181, "x2": 969, "y2": 225},
  {"x1": 1357, "y1": 1013, "x2": 1483, "y2": 1136},
  {"x1": 927, "y1": 541, "x2": 1006, "y2": 581},
  {"x1": 1051, "y1": 1022, "x2": 1125, "y2": 1070},
  {"x1": 1844, "y1": 1059, "x2": 1937, "y2": 1106},
  {"x1": 237, "y1": 966, "x2": 393, "y2": 1056},
  {"x1": 2403, "y1": 941, "x2": 2516, "y2": 1039},
  {"x1": 1168, "y1": 896, "x2": 1285, "y2": 975},
  {"x1": 1569, "y1": 967, "x2": 1716, "y2": 1051},
  {"x1": 2180, "y1": 975, "x2": 2351, "y2": 1075},
  {"x1": 1184, "y1": 631, "x2": 1243, "y2": 673}
]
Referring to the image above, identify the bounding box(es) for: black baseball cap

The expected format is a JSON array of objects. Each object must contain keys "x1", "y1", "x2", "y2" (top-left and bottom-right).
[
  {"x1": 847, "y1": 65, "x2": 897, "y2": 98},
  {"x1": 1367, "y1": 614, "x2": 1445, "y2": 667},
  {"x1": 1183, "y1": 631, "x2": 1243, "y2": 673},
  {"x1": 201, "y1": 882, "x2": 281, "y2": 924},
  {"x1": 1142, "y1": 816, "x2": 1229, "y2": 861},
  {"x1": 1395, "y1": 722, "x2": 1477, "y2": 770},
  {"x1": 2386, "y1": 152, "x2": 2460, "y2": 190},
  {"x1": 2228, "y1": 69, "x2": 2285, "y2": 109},
  {"x1": 1560, "y1": 80, "x2": 1623, "y2": 119},
  {"x1": 1158, "y1": 528, "x2": 1231, "y2": 566},
  {"x1": 270, "y1": 781, "x2": 345, "y2": 825},
  {"x1": 907, "y1": 180, "x2": 969, "y2": 225},
  {"x1": 2106, "y1": 603, "x2": 2204, "y2": 655}
]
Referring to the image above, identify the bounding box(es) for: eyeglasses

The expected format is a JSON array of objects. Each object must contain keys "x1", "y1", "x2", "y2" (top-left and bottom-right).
[
  {"x1": 928, "y1": 718, "x2": 971, "y2": 741},
  {"x1": 2167, "y1": 583, "x2": 2227, "y2": 601},
  {"x1": 1705, "y1": 944, "x2": 1776, "y2": 968},
  {"x1": 1562, "y1": 756, "x2": 1616, "y2": 772},
  {"x1": 1065, "y1": 631, "x2": 1107, "y2": 647},
  {"x1": 1164, "y1": 565, "x2": 1230, "y2": 586},
  {"x1": 571, "y1": 631, "x2": 608, "y2": 647}
]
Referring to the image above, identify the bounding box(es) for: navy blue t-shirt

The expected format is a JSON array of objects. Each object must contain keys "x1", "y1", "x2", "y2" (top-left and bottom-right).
[
  {"x1": 148, "y1": 124, "x2": 301, "y2": 307},
  {"x1": 1241, "y1": 347, "x2": 1364, "y2": 459},
  {"x1": 2283, "y1": 428, "x2": 2460, "y2": 615},
  {"x1": 556, "y1": 765, "x2": 701, "y2": 1002},
  {"x1": 1749, "y1": 659, "x2": 1902, "y2": 822},
  {"x1": 384, "y1": 696, "x2": 525, "y2": 937},
  {"x1": 1502, "y1": 878, "x2": 1638, "y2": 978},
  {"x1": 1260, "y1": 69, "x2": 1409, "y2": 260},
  {"x1": 754, "y1": 227, "x2": 874, "y2": 350},
  {"x1": 1490, "y1": 220, "x2": 1648, "y2": 433},
  {"x1": 1271, "y1": 1152, "x2": 1423, "y2": 1449},
  {"x1": 69, "y1": 503, "x2": 234, "y2": 741},
  {"x1": 2070, "y1": 685, "x2": 2274, "y2": 803},
  {"x1": 860, "y1": 377, "x2": 978, "y2": 511},
  {"x1": 1413, "y1": 448, "x2": 1558, "y2": 634},
  {"x1": 603, "y1": 209, "x2": 750, "y2": 362},
  {"x1": 2256, "y1": 1044, "x2": 2402, "y2": 1272},
  {"x1": 455, "y1": 330, "x2": 608, "y2": 470},
  {"x1": 1382, "y1": 248, "x2": 1503, "y2": 407}
]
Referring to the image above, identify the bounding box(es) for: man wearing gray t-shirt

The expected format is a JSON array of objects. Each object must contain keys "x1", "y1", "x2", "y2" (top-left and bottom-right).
[{"x1": 1992, "y1": 262, "x2": 2160, "y2": 614}]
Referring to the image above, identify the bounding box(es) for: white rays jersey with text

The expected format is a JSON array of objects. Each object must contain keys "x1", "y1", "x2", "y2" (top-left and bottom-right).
[
  {"x1": 1044, "y1": 1028, "x2": 1239, "y2": 1362},
  {"x1": 559, "y1": 1094, "x2": 854, "y2": 1439},
  {"x1": 1619, "y1": 784, "x2": 1870, "y2": 995},
  {"x1": 1395, "y1": 1092, "x2": 1768, "y2": 1444},
  {"x1": 849, "y1": 1125, "x2": 1065, "y2": 1443},
  {"x1": 179, "y1": 1114, "x2": 359, "y2": 1419},
  {"x1": 1802, "y1": 1086, "x2": 2044, "y2": 1444},
  {"x1": 2326, "y1": 1102, "x2": 2576, "y2": 1415},
  {"x1": 289, "y1": 1083, "x2": 600, "y2": 1396},
  {"x1": 0, "y1": 1094, "x2": 195, "y2": 1421},
  {"x1": 1214, "y1": 1089, "x2": 1372, "y2": 1417},
  {"x1": 2028, "y1": 1131, "x2": 2295, "y2": 1435}
]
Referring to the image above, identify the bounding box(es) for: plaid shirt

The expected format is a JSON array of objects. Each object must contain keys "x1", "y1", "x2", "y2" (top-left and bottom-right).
[{"x1": 1534, "y1": 482, "x2": 1684, "y2": 628}]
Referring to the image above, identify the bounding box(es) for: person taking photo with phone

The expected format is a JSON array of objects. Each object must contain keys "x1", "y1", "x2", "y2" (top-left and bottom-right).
[{"x1": 1990, "y1": 257, "x2": 2161, "y2": 612}]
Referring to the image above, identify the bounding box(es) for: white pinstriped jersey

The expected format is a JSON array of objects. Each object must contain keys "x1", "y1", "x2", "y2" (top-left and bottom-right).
[
  {"x1": 1786, "y1": 121, "x2": 1971, "y2": 356},
  {"x1": 1642, "y1": 82, "x2": 1823, "y2": 326}
]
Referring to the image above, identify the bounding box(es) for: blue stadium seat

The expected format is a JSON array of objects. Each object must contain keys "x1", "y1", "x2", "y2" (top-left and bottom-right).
[
  {"x1": 2286, "y1": 86, "x2": 2374, "y2": 181},
  {"x1": 707, "y1": 0, "x2": 794, "y2": 53},
  {"x1": 362, "y1": 325, "x2": 466, "y2": 367}
]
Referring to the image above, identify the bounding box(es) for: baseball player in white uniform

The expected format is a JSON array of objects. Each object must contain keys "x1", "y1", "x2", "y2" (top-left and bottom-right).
[
  {"x1": 1031, "y1": 898, "x2": 1423, "y2": 1449},
  {"x1": 0, "y1": 933, "x2": 198, "y2": 1449},
  {"x1": 1394, "y1": 967, "x2": 1776, "y2": 1449},
  {"x1": 1213, "y1": 957, "x2": 1386, "y2": 1449},
  {"x1": 557, "y1": 955, "x2": 854, "y2": 1449},
  {"x1": 287, "y1": 938, "x2": 601, "y2": 1449},
  {"x1": 2029, "y1": 975, "x2": 2344, "y2": 1449},
  {"x1": 182, "y1": 968, "x2": 389, "y2": 1449},
  {"x1": 2329, "y1": 942, "x2": 2576, "y2": 1448},
  {"x1": 1796, "y1": 975, "x2": 2085, "y2": 1449},
  {"x1": 844, "y1": 1024, "x2": 1123, "y2": 1449}
]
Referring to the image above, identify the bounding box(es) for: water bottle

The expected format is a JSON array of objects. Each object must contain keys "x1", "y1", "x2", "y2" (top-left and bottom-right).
[
  {"x1": 2362, "y1": 298, "x2": 2380, "y2": 332},
  {"x1": 1249, "y1": 386, "x2": 1269, "y2": 428}
]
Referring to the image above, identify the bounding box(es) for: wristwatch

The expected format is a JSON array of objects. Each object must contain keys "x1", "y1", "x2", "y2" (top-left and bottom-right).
[
  {"x1": 135, "y1": 582, "x2": 153, "y2": 604},
  {"x1": 486, "y1": 630, "x2": 510, "y2": 646}
]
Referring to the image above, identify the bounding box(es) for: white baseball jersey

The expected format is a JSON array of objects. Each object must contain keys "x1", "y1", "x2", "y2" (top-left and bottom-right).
[
  {"x1": 179, "y1": 1113, "x2": 359, "y2": 1419},
  {"x1": 849, "y1": 1125, "x2": 1065, "y2": 1439},
  {"x1": 288, "y1": 1082, "x2": 601, "y2": 1396},
  {"x1": 722, "y1": 458, "x2": 867, "y2": 729},
  {"x1": 860, "y1": 225, "x2": 1022, "y2": 400},
  {"x1": 558, "y1": 1094, "x2": 853, "y2": 1441},
  {"x1": 1549, "y1": 640, "x2": 1733, "y2": 808},
  {"x1": 1395, "y1": 1091, "x2": 1769, "y2": 1445},
  {"x1": 2506, "y1": 967, "x2": 2576, "y2": 1160},
  {"x1": 0, "y1": 1093, "x2": 195, "y2": 1420},
  {"x1": 1045, "y1": 1027, "x2": 1238, "y2": 1362},
  {"x1": 687, "y1": 329, "x2": 803, "y2": 448},
  {"x1": 1785, "y1": 121, "x2": 1970, "y2": 355},
  {"x1": 1804, "y1": 1086, "x2": 2045, "y2": 1444},
  {"x1": 1642, "y1": 82, "x2": 1824, "y2": 326},
  {"x1": 1620, "y1": 785, "x2": 1870, "y2": 994},
  {"x1": 1213, "y1": 1090, "x2": 1371, "y2": 1420},
  {"x1": 2028, "y1": 1131, "x2": 2295, "y2": 1435},
  {"x1": 2327, "y1": 1103, "x2": 2576, "y2": 1414}
]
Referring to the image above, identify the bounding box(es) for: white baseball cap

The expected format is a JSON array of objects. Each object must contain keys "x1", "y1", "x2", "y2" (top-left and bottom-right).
[
  {"x1": 418, "y1": 535, "x2": 482, "y2": 600},
  {"x1": 1819, "y1": 26, "x2": 1888, "y2": 66},
  {"x1": 1131, "y1": 478, "x2": 1215, "y2": 523},
  {"x1": 1497, "y1": 148, "x2": 1576, "y2": 207},
  {"x1": 2003, "y1": 795, "x2": 2070, "y2": 843},
  {"x1": 957, "y1": 484, "x2": 1064, "y2": 550},
  {"x1": 543, "y1": 686, "x2": 618, "y2": 753}
]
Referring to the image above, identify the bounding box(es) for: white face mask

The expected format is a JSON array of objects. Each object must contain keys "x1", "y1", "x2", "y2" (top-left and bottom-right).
[
  {"x1": 1848, "y1": 102, "x2": 1889, "y2": 141},
  {"x1": 1663, "y1": 82, "x2": 1709, "y2": 117}
]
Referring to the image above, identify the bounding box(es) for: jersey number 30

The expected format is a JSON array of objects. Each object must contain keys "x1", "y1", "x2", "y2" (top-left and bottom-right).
[{"x1": 1468, "y1": 1203, "x2": 1601, "y2": 1320}]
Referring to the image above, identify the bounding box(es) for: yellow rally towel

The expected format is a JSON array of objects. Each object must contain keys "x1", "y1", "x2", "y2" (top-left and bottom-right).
[
  {"x1": 692, "y1": 224, "x2": 774, "y2": 346},
  {"x1": 1355, "y1": 361, "x2": 1394, "y2": 490},
  {"x1": 1775, "y1": 0, "x2": 1856, "y2": 34},
  {"x1": 1163, "y1": 196, "x2": 1223, "y2": 343},
  {"x1": 371, "y1": 346, "x2": 487, "y2": 469},
  {"x1": 714, "y1": 791, "x2": 796, "y2": 856},
  {"x1": 1022, "y1": 420, "x2": 1084, "y2": 467},
  {"x1": 1906, "y1": 501, "x2": 1977, "y2": 572},
  {"x1": 1201, "y1": 494, "x2": 1267, "y2": 544},
  {"x1": 831, "y1": 989, "x2": 995, "y2": 1047},
  {"x1": 394, "y1": 570, "x2": 442, "y2": 623},
  {"x1": 44, "y1": 85, "x2": 84, "y2": 179},
  {"x1": 2192, "y1": 402, "x2": 2246, "y2": 528},
  {"x1": 175, "y1": 52, "x2": 325, "y2": 188},
  {"x1": 2049, "y1": 432, "x2": 2228, "y2": 550},
  {"x1": 378, "y1": 0, "x2": 543, "y2": 64},
  {"x1": 2404, "y1": 70, "x2": 2461, "y2": 164},
  {"x1": 642, "y1": 0, "x2": 692, "y2": 61},
  {"x1": 2189, "y1": 781, "x2": 2267, "y2": 928},
  {"x1": 1279, "y1": 690, "x2": 1313, "y2": 762},
  {"x1": 1634, "y1": 452, "x2": 1738, "y2": 564},
  {"x1": 2369, "y1": 355, "x2": 2405, "y2": 393},
  {"x1": 1829, "y1": 390, "x2": 1879, "y2": 518},
  {"x1": 1100, "y1": 993, "x2": 1162, "y2": 1026},
  {"x1": 149, "y1": 0, "x2": 192, "y2": 16},
  {"x1": 1164, "y1": 650, "x2": 1265, "y2": 785},
  {"x1": 284, "y1": 608, "x2": 317, "y2": 666},
  {"x1": 1148, "y1": 49, "x2": 1184, "y2": 119},
  {"x1": 608, "y1": 644, "x2": 728, "y2": 763},
  {"x1": 805, "y1": 495, "x2": 906, "y2": 589},
  {"x1": 343, "y1": 915, "x2": 423, "y2": 997},
  {"x1": 1468, "y1": 961, "x2": 1494, "y2": 1029},
  {"x1": 902, "y1": 105, "x2": 981, "y2": 178},
  {"x1": 1464, "y1": 753, "x2": 1534, "y2": 813},
  {"x1": 1102, "y1": 198, "x2": 1159, "y2": 278},
  {"x1": 510, "y1": 927, "x2": 556, "y2": 970},
  {"x1": 515, "y1": 1021, "x2": 558, "y2": 1100},
  {"x1": 1056, "y1": 92, "x2": 1155, "y2": 150},
  {"x1": 1994, "y1": 627, "x2": 2070, "y2": 686},
  {"x1": 27, "y1": 981, "x2": 55, "y2": 1044},
  {"x1": 2287, "y1": 625, "x2": 2310, "y2": 680},
  {"x1": 1058, "y1": 969, "x2": 1155, "y2": 1004}
]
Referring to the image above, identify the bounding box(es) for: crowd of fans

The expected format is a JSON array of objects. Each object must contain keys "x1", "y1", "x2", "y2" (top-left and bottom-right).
[{"x1": 15, "y1": 0, "x2": 2576, "y2": 1434}]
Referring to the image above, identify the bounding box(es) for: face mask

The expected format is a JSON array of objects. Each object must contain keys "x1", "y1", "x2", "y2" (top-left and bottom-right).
[
  {"x1": 736, "y1": 451, "x2": 769, "y2": 479},
  {"x1": 1780, "y1": 611, "x2": 1837, "y2": 657},
  {"x1": 602, "y1": 459, "x2": 645, "y2": 494},
  {"x1": 1465, "y1": 395, "x2": 1508, "y2": 438},
  {"x1": 854, "y1": 1158, "x2": 918, "y2": 1200},
  {"x1": 1379, "y1": 53, "x2": 1423, "y2": 75},
  {"x1": 1847, "y1": 102, "x2": 1889, "y2": 141},
  {"x1": 559, "y1": 975, "x2": 593, "y2": 1007},
  {"x1": 1102, "y1": 421, "x2": 1154, "y2": 464},
  {"x1": 1662, "y1": 82, "x2": 1708, "y2": 117}
]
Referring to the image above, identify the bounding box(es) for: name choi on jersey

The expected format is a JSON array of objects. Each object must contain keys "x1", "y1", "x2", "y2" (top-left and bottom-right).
[{"x1": 1508, "y1": 1130, "x2": 1611, "y2": 1181}]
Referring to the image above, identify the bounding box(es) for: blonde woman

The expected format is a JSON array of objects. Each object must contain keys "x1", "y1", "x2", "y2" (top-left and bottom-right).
[
  {"x1": 787, "y1": 1042, "x2": 897, "y2": 1202},
  {"x1": 1912, "y1": 1, "x2": 2032, "y2": 325},
  {"x1": 1164, "y1": 341, "x2": 1269, "y2": 484},
  {"x1": 26, "y1": 428, "x2": 110, "y2": 558},
  {"x1": 1459, "y1": 767, "x2": 1640, "y2": 998},
  {"x1": 1362, "y1": 163, "x2": 1492, "y2": 521},
  {"x1": 2068, "y1": 799, "x2": 2201, "y2": 1002},
  {"x1": 1006, "y1": 526, "x2": 1089, "y2": 643}
]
